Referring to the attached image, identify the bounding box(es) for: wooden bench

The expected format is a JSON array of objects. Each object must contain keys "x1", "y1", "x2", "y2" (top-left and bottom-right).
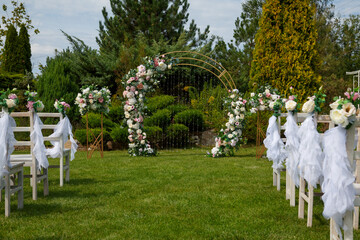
[{"x1": 10, "y1": 112, "x2": 48, "y2": 200}]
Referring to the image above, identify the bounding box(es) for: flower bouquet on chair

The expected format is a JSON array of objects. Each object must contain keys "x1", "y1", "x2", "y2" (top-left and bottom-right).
[
  {"x1": 54, "y1": 99, "x2": 70, "y2": 117},
  {"x1": 25, "y1": 89, "x2": 44, "y2": 113},
  {"x1": 0, "y1": 89, "x2": 19, "y2": 113}
]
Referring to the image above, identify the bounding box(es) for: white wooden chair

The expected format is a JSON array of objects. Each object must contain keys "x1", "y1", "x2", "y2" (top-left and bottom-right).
[
  {"x1": 298, "y1": 114, "x2": 334, "y2": 227},
  {"x1": 272, "y1": 113, "x2": 287, "y2": 191},
  {"x1": 330, "y1": 119, "x2": 360, "y2": 239},
  {"x1": 39, "y1": 112, "x2": 71, "y2": 187},
  {"x1": 0, "y1": 163, "x2": 24, "y2": 217},
  {"x1": 10, "y1": 111, "x2": 49, "y2": 200},
  {"x1": 353, "y1": 128, "x2": 360, "y2": 230}
]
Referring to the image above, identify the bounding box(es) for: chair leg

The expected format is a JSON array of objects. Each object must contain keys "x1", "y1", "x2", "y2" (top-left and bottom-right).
[
  {"x1": 273, "y1": 170, "x2": 277, "y2": 186},
  {"x1": 290, "y1": 178, "x2": 296, "y2": 207},
  {"x1": 5, "y1": 174, "x2": 10, "y2": 217},
  {"x1": 344, "y1": 210, "x2": 354, "y2": 240},
  {"x1": 307, "y1": 184, "x2": 314, "y2": 227},
  {"x1": 286, "y1": 170, "x2": 290, "y2": 200},
  {"x1": 298, "y1": 177, "x2": 305, "y2": 219},
  {"x1": 18, "y1": 169, "x2": 24, "y2": 209},
  {"x1": 43, "y1": 168, "x2": 49, "y2": 196},
  {"x1": 354, "y1": 207, "x2": 359, "y2": 230},
  {"x1": 276, "y1": 169, "x2": 281, "y2": 191},
  {"x1": 32, "y1": 166, "x2": 37, "y2": 200},
  {"x1": 65, "y1": 154, "x2": 70, "y2": 182},
  {"x1": 60, "y1": 155, "x2": 64, "y2": 187}
]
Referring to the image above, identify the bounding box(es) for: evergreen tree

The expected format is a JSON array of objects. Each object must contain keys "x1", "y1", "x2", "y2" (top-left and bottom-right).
[
  {"x1": 250, "y1": 0, "x2": 321, "y2": 101},
  {"x1": 18, "y1": 24, "x2": 32, "y2": 74},
  {"x1": 2, "y1": 24, "x2": 20, "y2": 73}
]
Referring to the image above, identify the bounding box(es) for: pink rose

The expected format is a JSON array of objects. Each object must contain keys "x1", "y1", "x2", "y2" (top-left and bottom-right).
[
  {"x1": 243, "y1": 100, "x2": 247, "y2": 104},
  {"x1": 123, "y1": 91, "x2": 128, "y2": 98},
  {"x1": 137, "y1": 83, "x2": 144, "y2": 90},
  {"x1": 345, "y1": 92, "x2": 351, "y2": 99},
  {"x1": 26, "y1": 101, "x2": 34, "y2": 110},
  {"x1": 354, "y1": 92, "x2": 359, "y2": 101},
  {"x1": 146, "y1": 76, "x2": 151, "y2": 81},
  {"x1": 266, "y1": 93, "x2": 271, "y2": 98},
  {"x1": 138, "y1": 115, "x2": 143, "y2": 123},
  {"x1": 89, "y1": 93, "x2": 93, "y2": 99},
  {"x1": 289, "y1": 95, "x2": 295, "y2": 100},
  {"x1": 130, "y1": 86, "x2": 136, "y2": 92},
  {"x1": 98, "y1": 98, "x2": 104, "y2": 103},
  {"x1": 8, "y1": 94, "x2": 17, "y2": 99}
]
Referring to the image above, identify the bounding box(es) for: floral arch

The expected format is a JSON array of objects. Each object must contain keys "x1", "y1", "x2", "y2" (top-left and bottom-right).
[{"x1": 122, "y1": 51, "x2": 245, "y2": 157}]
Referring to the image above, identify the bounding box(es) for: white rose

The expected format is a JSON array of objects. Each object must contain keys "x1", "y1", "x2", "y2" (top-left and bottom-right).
[
  {"x1": 342, "y1": 102, "x2": 356, "y2": 117},
  {"x1": 230, "y1": 94, "x2": 235, "y2": 99},
  {"x1": 302, "y1": 99, "x2": 315, "y2": 113},
  {"x1": 250, "y1": 93, "x2": 255, "y2": 97},
  {"x1": 37, "y1": 101, "x2": 44, "y2": 112},
  {"x1": 269, "y1": 101, "x2": 275, "y2": 109},
  {"x1": 137, "y1": 129, "x2": 142, "y2": 134},
  {"x1": 83, "y1": 88, "x2": 90, "y2": 94},
  {"x1": 258, "y1": 93, "x2": 263, "y2": 97},
  {"x1": 54, "y1": 101, "x2": 59, "y2": 109},
  {"x1": 125, "y1": 112, "x2": 130, "y2": 118},
  {"x1": 329, "y1": 101, "x2": 339, "y2": 110},
  {"x1": 129, "y1": 143, "x2": 135, "y2": 148},
  {"x1": 230, "y1": 126, "x2": 235, "y2": 131},
  {"x1": 127, "y1": 120, "x2": 133, "y2": 126},
  {"x1": 89, "y1": 99, "x2": 94, "y2": 104},
  {"x1": 235, "y1": 115, "x2": 240, "y2": 120},
  {"x1": 128, "y1": 129, "x2": 133, "y2": 134},
  {"x1": 271, "y1": 94, "x2": 279, "y2": 101},
  {"x1": 140, "y1": 140, "x2": 146, "y2": 145},
  {"x1": 133, "y1": 123, "x2": 140, "y2": 130},
  {"x1": 158, "y1": 62, "x2": 167, "y2": 71},
  {"x1": 229, "y1": 118, "x2": 235, "y2": 125},
  {"x1": 5, "y1": 99, "x2": 16, "y2": 108},
  {"x1": 211, "y1": 147, "x2": 219, "y2": 155},
  {"x1": 146, "y1": 69, "x2": 153, "y2": 76},
  {"x1": 285, "y1": 100, "x2": 297, "y2": 111},
  {"x1": 330, "y1": 109, "x2": 349, "y2": 128},
  {"x1": 128, "y1": 98, "x2": 137, "y2": 105},
  {"x1": 265, "y1": 89, "x2": 270, "y2": 95},
  {"x1": 239, "y1": 114, "x2": 245, "y2": 120},
  {"x1": 234, "y1": 110, "x2": 239, "y2": 115},
  {"x1": 240, "y1": 107, "x2": 245, "y2": 112},
  {"x1": 259, "y1": 105, "x2": 266, "y2": 111},
  {"x1": 126, "y1": 92, "x2": 134, "y2": 99},
  {"x1": 237, "y1": 129, "x2": 242, "y2": 136},
  {"x1": 228, "y1": 134, "x2": 233, "y2": 138}
]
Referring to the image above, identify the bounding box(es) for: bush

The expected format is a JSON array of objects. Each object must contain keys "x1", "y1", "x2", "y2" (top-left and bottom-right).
[
  {"x1": 166, "y1": 104, "x2": 188, "y2": 118},
  {"x1": 166, "y1": 124, "x2": 189, "y2": 148},
  {"x1": 108, "y1": 104, "x2": 124, "y2": 124},
  {"x1": 110, "y1": 126, "x2": 128, "y2": 145},
  {"x1": 242, "y1": 111, "x2": 272, "y2": 144},
  {"x1": 174, "y1": 109, "x2": 204, "y2": 132},
  {"x1": 146, "y1": 95, "x2": 175, "y2": 113},
  {"x1": 81, "y1": 113, "x2": 115, "y2": 130},
  {"x1": 144, "y1": 126, "x2": 163, "y2": 145},
  {"x1": 74, "y1": 128, "x2": 110, "y2": 145},
  {"x1": 144, "y1": 109, "x2": 171, "y2": 130}
]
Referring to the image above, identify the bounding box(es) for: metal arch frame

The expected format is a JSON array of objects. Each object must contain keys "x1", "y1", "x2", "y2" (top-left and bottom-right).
[{"x1": 161, "y1": 51, "x2": 236, "y2": 91}]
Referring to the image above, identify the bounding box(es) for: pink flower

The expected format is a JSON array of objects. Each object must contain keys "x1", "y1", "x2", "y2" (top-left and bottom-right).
[
  {"x1": 89, "y1": 93, "x2": 93, "y2": 99},
  {"x1": 243, "y1": 100, "x2": 247, "y2": 104},
  {"x1": 345, "y1": 92, "x2": 351, "y2": 99},
  {"x1": 8, "y1": 94, "x2": 17, "y2": 99},
  {"x1": 126, "y1": 86, "x2": 130, "y2": 91},
  {"x1": 146, "y1": 76, "x2": 151, "y2": 81},
  {"x1": 289, "y1": 95, "x2": 295, "y2": 100},
  {"x1": 228, "y1": 90, "x2": 231, "y2": 93},
  {"x1": 138, "y1": 115, "x2": 143, "y2": 123},
  {"x1": 266, "y1": 93, "x2": 271, "y2": 98},
  {"x1": 80, "y1": 99, "x2": 85, "y2": 103},
  {"x1": 123, "y1": 91, "x2": 128, "y2": 98},
  {"x1": 26, "y1": 101, "x2": 34, "y2": 110},
  {"x1": 98, "y1": 98, "x2": 104, "y2": 103},
  {"x1": 353, "y1": 92, "x2": 359, "y2": 101},
  {"x1": 130, "y1": 86, "x2": 136, "y2": 92}
]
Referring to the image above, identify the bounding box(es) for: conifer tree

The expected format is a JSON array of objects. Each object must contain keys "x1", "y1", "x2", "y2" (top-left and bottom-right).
[
  {"x1": 18, "y1": 24, "x2": 32, "y2": 74},
  {"x1": 2, "y1": 24, "x2": 20, "y2": 73},
  {"x1": 250, "y1": 0, "x2": 321, "y2": 101}
]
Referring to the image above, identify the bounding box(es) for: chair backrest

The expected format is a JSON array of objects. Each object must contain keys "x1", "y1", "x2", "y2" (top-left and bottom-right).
[
  {"x1": 10, "y1": 112, "x2": 34, "y2": 152},
  {"x1": 37, "y1": 112, "x2": 67, "y2": 150}
]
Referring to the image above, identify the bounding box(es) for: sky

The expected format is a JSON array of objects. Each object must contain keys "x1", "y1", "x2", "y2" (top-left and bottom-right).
[{"x1": 2, "y1": 0, "x2": 360, "y2": 75}]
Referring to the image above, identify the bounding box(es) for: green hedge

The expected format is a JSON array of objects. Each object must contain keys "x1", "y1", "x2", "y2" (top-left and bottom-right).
[
  {"x1": 108, "y1": 104, "x2": 124, "y2": 124},
  {"x1": 81, "y1": 113, "x2": 115, "y2": 130},
  {"x1": 174, "y1": 109, "x2": 204, "y2": 132},
  {"x1": 110, "y1": 126, "x2": 128, "y2": 145},
  {"x1": 144, "y1": 126, "x2": 163, "y2": 145},
  {"x1": 74, "y1": 128, "x2": 110, "y2": 145},
  {"x1": 144, "y1": 109, "x2": 171, "y2": 130},
  {"x1": 146, "y1": 95, "x2": 175, "y2": 113},
  {"x1": 166, "y1": 104, "x2": 188, "y2": 118},
  {"x1": 166, "y1": 124, "x2": 189, "y2": 148}
]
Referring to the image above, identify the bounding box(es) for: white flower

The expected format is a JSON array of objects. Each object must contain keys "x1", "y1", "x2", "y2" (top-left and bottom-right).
[
  {"x1": 230, "y1": 126, "x2": 235, "y2": 131},
  {"x1": 128, "y1": 98, "x2": 137, "y2": 105},
  {"x1": 168, "y1": 64, "x2": 172, "y2": 70},
  {"x1": 5, "y1": 99, "x2": 16, "y2": 108},
  {"x1": 228, "y1": 134, "x2": 233, "y2": 138},
  {"x1": 229, "y1": 118, "x2": 235, "y2": 125},
  {"x1": 342, "y1": 102, "x2": 356, "y2": 117},
  {"x1": 126, "y1": 92, "x2": 134, "y2": 99},
  {"x1": 36, "y1": 101, "x2": 45, "y2": 112},
  {"x1": 128, "y1": 129, "x2": 133, "y2": 134},
  {"x1": 302, "y1": 99, "x2": 315, "y2": 113},
  {"x1": 125, "y1": 112, "x2": 130, "y2": 118},
  {"x1": 258, "y1": 93, "x2": 263, "y2": 97},
  {"x1": 90, "y1": 104, "x2": 96, "y2": 110},
  {"x1": 240, "y1": 107, "x2": 245, "y2": 112},
  {"x1": 234, "y1": 110, "x2": 239, "y2": 115},
  {"x1": 133, "y1": 123, "x2": 140, "y2": 130},
  {"x1": 136, "y1": 129, "x2": 142, "y2": 134},
  {"x1": 129, "y1": 143, "x2": 135, "y2": 148},
  {"x1": 269, "y1": 101, "x2": 275, "y2": 109},
  {"x1": 285, "y1": 100, "x2": 297, "y2": 111},
  {"x1": 265, "y1": 89, "x2": 270, "y2": 95},
  {"x1": 211, "y1": 147, "x2": 219, "y2": 155},
  {"x1": 259, "y1": 105, "x2": 266, "y2": 111},
  {"x1": 140, "y1": 140, "x2": 146, "y2": 145},
  {"x1": 83, "y1": 88, "x2": 90, "y2": 94},
  {"x1": 54, "y1": 101, "x2": 59, "y2": 109},
  {"x1": 271, "y1": 94, "x2": 279, "y2": 101},
  {"x1": 239, "y1": 114, "x2": 245, "y2": 119},
  {"x1": 230, "y1": 94, "x2": 235, "y2": 99},
  {"x1": 237, "y1": 129, "x2": 242, "y2": 136},
  {"x1": 330, "y1": 108, "x2": 349, "y2": 128},
  {"x1": 127, "y1": 120, "x2": 133, "y2": 126},
  {"x1": 329, "y1": 100, "x2": 339, "y2": 110},
  {"x1": 250, "y1": 108, "x2": 257, "y2": 113},
  {"x1": 89, "y1": 99, "x2": 94, "y2": 104},
  {"x1": 250, "y1": 92, "x2": 255, "y2": 97},
  {"x1": 146, "y1": 69, "x2": 153, "y2": 77},
  {"x1": 158, "y1": 62, "x2": 167, "y2": 71}
]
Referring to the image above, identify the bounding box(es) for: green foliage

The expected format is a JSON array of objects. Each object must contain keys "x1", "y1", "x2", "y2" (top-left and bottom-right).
[
  {"x1": 250, "y1": 0, "x2": 321, "y2": 102},
  {"x1": 81, "y1": 113, "x2": 115, "y2": 130},
  {"x1": 2, "y1": 24, "x2": 20, "y2": 73},
  {"x1": 166, "y1": 124, "x2": 189, "y2": 148},
  {"x1": 74, "y1": 128, "x2": 110, "y2": 145},
  {"x1": 17, "y1": 24, "x2": 31, "y2": 73},
  {"x1": 144, "y1": 126, "x2": 163, "y2": 145},
  {"x1": 36, "y1": 54, "x2": 80, "y2": 121},
  {"x1": 110, "y1": 126, "x2": 128, "y2": 145},
  {"x1": 165, "y1": 104, "x2": 188, "y2": 118},
  {"x1": 144, "y1": 109, "x2": 171, "y2": 130},
  {"x1": 146, "y1": 95, "x2": 176, "y2": 113},
  {"x1": 174, "y1": 109, "x2": 204, "y2": 132},
  {"x1": 108, "y1": 104, "x2": 125, "y2": 123},
  {"x1": 243, "y1": 111, "x2": 272, "y2": 143},
  {"x1": 0, "y1": 71, "x2": 24, "y2": 89}
]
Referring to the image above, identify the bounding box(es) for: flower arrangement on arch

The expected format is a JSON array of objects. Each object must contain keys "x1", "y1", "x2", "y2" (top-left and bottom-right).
[
  {"x1": 54, "y1": 99, "x2": 70, "y2": 116},
  {"x1": 122, "y1": 55, "x2": 175, "y2": 157},
  {"x1": 74, "y1": 85, "x2": 111, "y2": 115},
  {"x1": 25, "y1": 90, "x2": 44, "y2": 112},
  {"x1": 284, "y1": 87, "x2": 300, "y2": 114},
  {"x1": 0, "y1": 89, "x2": 19, "y2": 113},
  {"x1": 208, "y1": 89, "x2": 247, "y2": 158},
  {"x1": 329, "y1": 89, "x2": 360, "y2": 129}
]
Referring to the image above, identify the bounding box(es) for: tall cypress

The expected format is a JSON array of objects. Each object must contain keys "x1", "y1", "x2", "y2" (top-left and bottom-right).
[
  {"x1": 2, "y1": 24, "x2": 20, "y2": 73},
  {"x1": 250, "y1": 0, "x2": 321, "y2": 101},
  {"x1": 18, "y1": 24, "x2": 32, "y2": 74}
]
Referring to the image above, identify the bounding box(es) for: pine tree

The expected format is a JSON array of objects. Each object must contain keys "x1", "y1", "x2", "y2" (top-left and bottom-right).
[
  {"x1": 250, "y1": 0, "x2": 321, "y2": 101},
  {"x1": 18, "y1": 24, "x2": 32, "y2": 74},
  {"x1": 2, "y1": 24, "x2": 20, "y2": 73},
  {"x1": 96, "y1": 0, "x2": 209, "y2": 54}
]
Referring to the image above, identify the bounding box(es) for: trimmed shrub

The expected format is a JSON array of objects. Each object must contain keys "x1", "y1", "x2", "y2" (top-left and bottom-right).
[
  {"x1": 166, "y1": 104, "x2": 188, "y2": 118},
  {"x1": 166, "y1": 124, "x2": 189, "y2": 148},
  {"x1": 144, "y1": 126, "x2": 163, "y2": 145},
  {"x1": 81, "y1": 112, "x2": 115, "y2": 130},
  {"x1": 144, "y1": 109, "x2": 171, "y2": 130},
  {"x1": 108, "y1": 104, "x2": 124, "y2": 123},
  {"x1": 110, "y1": 126, "x2": 128, "y2": 145},
  {"x1": 146, "y1": 95, "x2": 175, "y2": 113},
  {"x1": 174, "y1": 109, "x2": 204, "y2": 132},
  {"x1": 74, "y1": 128, "x2": 110, "y2": 145}
]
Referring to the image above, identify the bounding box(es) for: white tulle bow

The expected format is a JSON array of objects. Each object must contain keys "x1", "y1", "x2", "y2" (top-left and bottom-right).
[
  {"x1": 322, "y1": 126, "x2": 355, "y2": 237},
  {"x1": 264, "y1": 115, "x2": 286, "y2": 170},
  {"x1": 46, "y1": 116, "x2": 78, "y2": 160},
  {"x1": 0, "y1": 113, "x2": 17, "y2": 178},
  {"x1": 284, "y1": 113, "x2": 300, "y2": 187},
  {"x1": 31, "y1": 113, "x2": 49, "y2": 169},
  {"x1": 298, "y1": 115, "x2": 324, "y2": 188}
]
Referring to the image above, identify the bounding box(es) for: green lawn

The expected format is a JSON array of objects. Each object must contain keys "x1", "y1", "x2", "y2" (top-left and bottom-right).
[{"x1": 0, "y1": 147, "x2": 358, "y2": 240}]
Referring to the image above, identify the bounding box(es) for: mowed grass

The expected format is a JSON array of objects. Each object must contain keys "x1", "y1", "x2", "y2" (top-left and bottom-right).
[{"x1": 0, "y1": 147, "x2": 358, "y2": 240}]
